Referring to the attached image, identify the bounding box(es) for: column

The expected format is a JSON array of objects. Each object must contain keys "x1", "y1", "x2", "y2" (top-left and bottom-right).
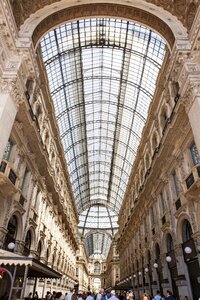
[
  {"x1": 0, "y1": 90, "x2": 18, "y2": 162},
  {"x1": 187, "y1": 83, "x2": 200, "y2": 154}
]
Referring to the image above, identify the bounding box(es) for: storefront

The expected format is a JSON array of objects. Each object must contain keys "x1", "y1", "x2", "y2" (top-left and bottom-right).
[{"x1": 0, "y1": 249, "x2": 62, "y2": 300}]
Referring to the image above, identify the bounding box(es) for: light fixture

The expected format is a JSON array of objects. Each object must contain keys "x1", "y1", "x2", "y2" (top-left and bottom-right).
[
  {"x1": 129, "y1": 276, "x2": 132, "y2": 280},
  {"x1": 133, "y1": 274, "x2": 136, "y2": 278},
  {"x1": 145, "y1": 267, "x2": 149, "y2": 273},
  {"x1": 8, "y1": 242, "x2": 15, "y2": 250},
  {"x1": 153, "y1": 263, "x2": 158, "y2": 268},
  {"x1": 184, "y1": 246, "x2": 192, "y2": 254},
  {"x1": 166, "y1": 256, "x2": 172, "y2": 262},
  {"x1": 138, "y1": 271, "x2": 142, "y2": 276}
]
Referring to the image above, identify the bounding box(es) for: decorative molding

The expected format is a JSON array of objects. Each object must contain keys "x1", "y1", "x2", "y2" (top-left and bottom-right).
[
  {"x1": 32, "y1": 4, "x2": 175, "y2": 49},
  {"x1": 0, "y1": 78, "x2": 23, "y2": 107}
]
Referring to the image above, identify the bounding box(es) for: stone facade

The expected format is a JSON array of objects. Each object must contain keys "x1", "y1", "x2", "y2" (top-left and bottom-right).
[{"x1": 0, "y1": 1, "x2": 200, "y2": 299}]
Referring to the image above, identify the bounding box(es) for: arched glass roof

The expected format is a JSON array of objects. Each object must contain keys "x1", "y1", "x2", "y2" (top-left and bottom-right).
[
  {"x1": 85, "y1": 232, "x2": 112, "y2": 259},
  {"x1": 40, "y1": 18, "x2": 166, "y2": 258},
  {"x1": 78, "y1": 205, "x2": 118, "y2": 233}
]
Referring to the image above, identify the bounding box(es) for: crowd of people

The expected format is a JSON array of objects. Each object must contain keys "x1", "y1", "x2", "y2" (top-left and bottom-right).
[{"x1": 25, "y1": 288, "x2": 176, "y2": 300}]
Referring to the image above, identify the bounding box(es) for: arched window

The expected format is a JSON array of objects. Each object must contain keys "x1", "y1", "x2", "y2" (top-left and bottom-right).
[
  {"x1": 182, "y1": 220, "x2": 193, "y2": 243},
  {"x1": 166, "y1": 234, "x2": 173, "y2": 252},
  {"x1": 150, "y1": 207, "x2": 155, "y2": 226},
  {"x1": 37, "y1": 240, "x2": 42, "y2": 259},
  {"x1": 94, "y1": 261, "x2": 101, "y2": 274},
  {"x1": 155, "y1": 243, "x2": 160, "y2": 260},
  {"x1": 46, "y1": 248, "x2": 49, "y2": 261},
  {"x1": 24, "y1": 230, "x2": 32, "y2": 256},
  {"x1": 21, "y1": 167, "x2": 29, "y2": 194},
  {"x1": 4, "y1": 215, "x2": 18, "y2": 250},
  {"x1": 159, "y1": 192, "x2": 165, "y2": 216}
]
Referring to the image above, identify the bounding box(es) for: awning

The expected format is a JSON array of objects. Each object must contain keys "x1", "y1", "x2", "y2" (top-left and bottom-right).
[{"x1": 0, "y1": 249, "x2": 62, "y2": 278}]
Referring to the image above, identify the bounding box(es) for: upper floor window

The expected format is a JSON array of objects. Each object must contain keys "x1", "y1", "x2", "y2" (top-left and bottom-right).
[
  {"x1": 166, "y1": 234, "x2": 173, "y2": 252},
  {"x1": 159, "y1": 192, "x2": 165, "y2": 216},
  {"x1": 3, "y1": 140, "x2": 14, "y2": 161},
  {"x1": 182, "y1": 219, "x2": 193, "y2": 243},
  {"x1": 172, "y1": 171, "x2": 179, "y2": 197},
  {"x1": 150, "y1": 206, "x2": 155, "y2": 226},
  {"x1": 94, "y1": 261, "x2": 101, "y2": 274},
  {"x1": 21, "y1": 167, "x2": 29, "y2": 194},
  {"x1": 190, "y1": 143, "x2": 200, "y2": 166}
]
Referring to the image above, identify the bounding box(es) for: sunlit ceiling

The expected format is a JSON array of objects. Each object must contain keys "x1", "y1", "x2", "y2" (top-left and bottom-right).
[{"x1": 40, "y1": 18, "x2": 166, "y2": 258}]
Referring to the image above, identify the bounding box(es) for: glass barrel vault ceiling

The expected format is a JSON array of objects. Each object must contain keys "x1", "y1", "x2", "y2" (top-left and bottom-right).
[{"x1": 40, "y1": 18, "x2": 166, "y2": 257}]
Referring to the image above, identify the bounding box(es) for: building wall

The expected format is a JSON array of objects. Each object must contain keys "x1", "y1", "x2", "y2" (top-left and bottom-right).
[
  {"x1": 118, "y1": 5, "x2": 200, "y2": 300},
  {"x1": 0, "y1": 1, "x2": 200, "y2": 299},
  {"x1": 0, "y1": 2, "x2": 79, "y2": 297}
]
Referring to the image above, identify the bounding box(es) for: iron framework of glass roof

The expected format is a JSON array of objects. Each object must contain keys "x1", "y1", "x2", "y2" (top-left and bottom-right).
[
  {"x1": 85, "y1": 232, "x2": 112, "y2": 259},
  {"x1": 40, "y1": 18, "x2": 166, "y2": 258},
  {"x1": 79, "y1": 205, "x2": 118, "y2": 234}
]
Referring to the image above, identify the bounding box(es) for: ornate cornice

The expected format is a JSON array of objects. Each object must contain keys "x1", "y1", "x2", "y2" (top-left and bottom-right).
[
  {"x1": 32, "y1": 4, "x2": 175, "y2": 49},
  {"x1": 181, "y1": 80, "x2": 200, "y2": 111},
  {"x1": 10, "y1": 0, "x2": 199, "y2": 34}
]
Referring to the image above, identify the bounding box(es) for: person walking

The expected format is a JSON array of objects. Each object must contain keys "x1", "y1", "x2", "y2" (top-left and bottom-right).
[
  {"x1": 86, "y1": 291, "x2": 94, "y2": 300},
  {"x1": 109, "y1": 291, "x2": 118, "y2": 300},
  {"x1": 66, "y1": 289, "x2": 74, "y2": 300},
  {"x1": 153, "y1": 291, "x2": 163, "y2": 300},
  {"x1": 164, "y1": 291, "x2": 175, "y2": 300}
]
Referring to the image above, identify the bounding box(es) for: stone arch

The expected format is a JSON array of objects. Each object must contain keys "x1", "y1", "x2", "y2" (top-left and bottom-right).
[
  {"x1": 176, "y1": 213, "x2": 191, "y2": 244},
  {"x1": 3, "y1": 212, "x2": 23, "y2": 250},
  {"x1": 25, "y1": 226, "x2": 36, "y2": 250},
  {"x1": 13, "y1": 2, "x2": 190, "y2": 47},
  {"x1": 7, "y1": 210, "x2": 24, "y2": 242},
  {"x1": 36, "y1": 237, "x2": 45, "y2": 258},
  {"x1": 186, "y1": 2, "x2": 198, "y2": 29},
  {"x1": 161, "y1": 230, "x2": 176, "y2": 254},
  {"x1": 32, "y1": 4, "x2": 177, "y2": 50}
]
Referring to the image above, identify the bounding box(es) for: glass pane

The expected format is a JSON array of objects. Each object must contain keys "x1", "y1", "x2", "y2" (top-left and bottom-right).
[{"x1": 40, "y1": 18, "x2": 166, "y2": 257}]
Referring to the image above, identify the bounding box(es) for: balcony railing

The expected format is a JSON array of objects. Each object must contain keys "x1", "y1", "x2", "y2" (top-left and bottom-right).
[
  {"x1": 0, "y1": 160, "x2": 18, "y2": 194},
  {"x1": 184, "y1": 164, "x2": 200, "y2": 197}
]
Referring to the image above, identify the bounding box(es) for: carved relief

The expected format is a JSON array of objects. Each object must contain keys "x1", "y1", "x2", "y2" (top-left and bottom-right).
[
  {"x1": 0, "y1": 78, "x2": 23, "y2": 107},
  {"x1": 10, "y1": 0, "x2": 198, "y2": 35}
]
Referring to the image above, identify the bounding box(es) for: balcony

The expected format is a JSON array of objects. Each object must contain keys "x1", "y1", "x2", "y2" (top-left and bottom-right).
[
  {"x1": 184, "y1": 164, "x2": 200, "y2": 199},
  {"x1": 0, "y1": 160, "x2": 18, "y2": 195}
]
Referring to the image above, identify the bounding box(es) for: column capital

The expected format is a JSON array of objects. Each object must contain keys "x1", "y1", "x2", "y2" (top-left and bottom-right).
[
  {"x1": 0, "y1": 78, "x2": 24, "y2": 108},
  {"x1": 181, "y1": 79, "x2": 200, "y2": 111}
]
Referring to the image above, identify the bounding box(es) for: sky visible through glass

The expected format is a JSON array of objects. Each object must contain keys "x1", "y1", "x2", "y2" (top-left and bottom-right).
[{"x1": 40, "y1": 18, "x2": 166, "y2": 257}]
